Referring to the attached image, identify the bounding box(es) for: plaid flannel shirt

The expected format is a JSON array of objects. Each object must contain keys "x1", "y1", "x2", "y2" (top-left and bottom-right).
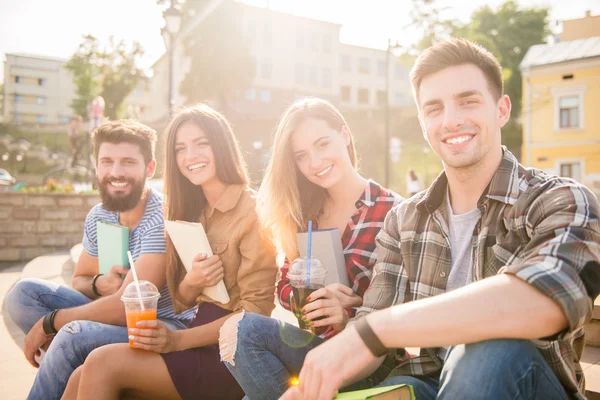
[
  {"x1": 355, "y1": 149, "x2": 600, "y2": 399},
  {"x1": 277, "y1": 180, "x2": 403, "y2": 337}
]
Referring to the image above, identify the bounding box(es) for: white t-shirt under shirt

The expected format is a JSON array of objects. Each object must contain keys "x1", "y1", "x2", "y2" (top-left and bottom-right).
[{"x1": 439, "y1": 189, "x2": 482, "y2": 360}]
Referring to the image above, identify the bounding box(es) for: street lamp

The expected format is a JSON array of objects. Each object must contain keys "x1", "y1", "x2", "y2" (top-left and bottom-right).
[
  {"x1": 384, "y1": 39, "x2": 403, "y2": 188},
  {"x1": 162, "y1": 2, "x2": 182, "y2": 117}
]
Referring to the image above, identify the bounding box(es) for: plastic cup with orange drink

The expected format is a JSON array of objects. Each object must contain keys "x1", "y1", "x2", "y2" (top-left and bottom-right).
[{"x1": 120, "y1": 280, "x2": 161, "y2": 348}]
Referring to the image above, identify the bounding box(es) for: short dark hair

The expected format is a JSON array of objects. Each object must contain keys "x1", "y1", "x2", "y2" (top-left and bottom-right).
[
  {"x1": 411, "y1": 38, "x2": 504, "y2": 101},
  {"x1": 91, "y1": 120, "x2": 157, "y2": 165}
]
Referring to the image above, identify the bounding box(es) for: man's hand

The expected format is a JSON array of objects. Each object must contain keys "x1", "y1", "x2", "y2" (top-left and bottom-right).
[
  {"x1": 281, "y1": 324, "x2": 377, "y2": 400},
  {"x1": 95, "y1": 266, "x2": 129, "y2": 296},
  {"x1": 183, "y1": 253, "x2": 224, "y2": 290},
  {"x1": 325, "y1": 283, "x2": 363, "y2": 309},
  {"x1": 128, "y1": 320, "x2": 180, "y2": 353},
  {"x1": 23, "y1": 317, "x2": 53, "y2": 368}
]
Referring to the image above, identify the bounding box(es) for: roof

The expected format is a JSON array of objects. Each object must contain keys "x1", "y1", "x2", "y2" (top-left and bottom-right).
[
  {"x1": 5, "y1": 52, "x2": 68, "y2": 63},
  {"x1": 520, "y1": 36, "x2": 600, "y2": 69}
]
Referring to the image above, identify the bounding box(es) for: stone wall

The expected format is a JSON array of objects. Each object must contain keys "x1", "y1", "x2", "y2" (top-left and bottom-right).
[{"x1": 0, "y1": 192, "x2": 100, "y2": 262}]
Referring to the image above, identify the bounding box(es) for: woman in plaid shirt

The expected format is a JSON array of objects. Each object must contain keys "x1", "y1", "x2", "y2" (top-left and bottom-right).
[{"x1": 219, "y1": 98, "x2": 402, "y2": 399}]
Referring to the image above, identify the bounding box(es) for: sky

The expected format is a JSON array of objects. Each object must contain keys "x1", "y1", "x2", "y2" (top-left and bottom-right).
[{"x1": 1, "y1": 0, "x2": 599, "y2": 83}]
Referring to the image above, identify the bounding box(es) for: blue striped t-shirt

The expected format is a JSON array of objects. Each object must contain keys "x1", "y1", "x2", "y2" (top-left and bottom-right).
[{"x1": 82, "y1": 188, "x2": 196, "y2": 326}]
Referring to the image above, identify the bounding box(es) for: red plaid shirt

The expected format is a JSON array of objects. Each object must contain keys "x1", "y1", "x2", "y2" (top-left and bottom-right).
[{"x1": 277, "y1": 180, "x2": 403, "y2": 336}]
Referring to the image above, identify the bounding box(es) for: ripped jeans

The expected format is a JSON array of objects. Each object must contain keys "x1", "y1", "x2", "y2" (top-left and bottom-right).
[{"x1": 5, "y1": 278, "x2": 184, "y2": 400}]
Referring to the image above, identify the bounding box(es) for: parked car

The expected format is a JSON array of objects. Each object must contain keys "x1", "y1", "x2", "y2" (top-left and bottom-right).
[{"x1": 0, "y1": 169, "x2": 16, "y2": 185}]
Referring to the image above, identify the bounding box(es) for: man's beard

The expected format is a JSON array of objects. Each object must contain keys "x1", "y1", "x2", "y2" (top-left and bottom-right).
[{"x1": 98, "y1": 176, "x2": 147, "y2": 212}]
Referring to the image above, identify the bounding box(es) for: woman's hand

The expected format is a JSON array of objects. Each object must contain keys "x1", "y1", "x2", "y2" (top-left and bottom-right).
[
  {"x1": 183, "y1": 253, "x2": 224, "y2": 290},
  {"x1": 325, "y1": 283, "x2": 363, "y2": 309},
  {"x1": 128, "y1": 320, "x2": 180, "y2": 353},
  {"x1": 301, "y1": 287, "x2": 349, "y2": 332}
]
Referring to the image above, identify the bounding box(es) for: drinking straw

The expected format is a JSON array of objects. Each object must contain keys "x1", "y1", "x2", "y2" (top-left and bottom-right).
[
  {"x1": 127, "y1": 251, "x2": 145, "y2": 311},
  {"x1": 306, "y1": 221, "x2": 313, "y2": 287}
]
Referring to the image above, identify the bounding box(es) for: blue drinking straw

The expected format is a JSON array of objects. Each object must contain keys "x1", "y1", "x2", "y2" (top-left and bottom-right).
[{"x1": 306, "y1": 221, "x2": 313, "y2": 287}]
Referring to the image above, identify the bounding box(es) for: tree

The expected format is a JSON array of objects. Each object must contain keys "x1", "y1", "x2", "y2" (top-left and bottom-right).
[
  {"x1": 177, "y1": 0, "x2": 255, "y2": 111},
  {"x1": 65, "y1": 35, "x2": 145, "y2": 120},
  {"x1": 452, "y1": 0, "x2": 550, "y2": 158}
]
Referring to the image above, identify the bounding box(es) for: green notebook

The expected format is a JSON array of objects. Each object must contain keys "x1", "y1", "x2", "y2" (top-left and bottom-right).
[
  {"x1": 335, "y1": 384, "x2": 414, "y2": 400},
  {"x1": 96, "y1": 221, "x2": 129, "y2": 274}
]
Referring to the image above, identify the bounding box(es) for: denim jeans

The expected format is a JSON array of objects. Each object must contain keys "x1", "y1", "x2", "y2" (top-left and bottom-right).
[
  {"x1": 224, "y1": 312, "x2": 393, "y2": 400},
  {"x1": 378, "y1": 339, "x2": 569, "y2": 400},
  {"x1": 5, "y1": 278, "x2": 185, "y2": 400}
]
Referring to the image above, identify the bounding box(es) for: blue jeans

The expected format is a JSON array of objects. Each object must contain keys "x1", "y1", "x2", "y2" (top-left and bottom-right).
[
  {"x1": 224, "y1": 313, "x2": 393, "y2": 400},
  {"x1": 5, "y1": 278, "x2": 185, "y2": 400},
  {"x1": 378, "y1": 339, "x2": 569, "y2": 400}
]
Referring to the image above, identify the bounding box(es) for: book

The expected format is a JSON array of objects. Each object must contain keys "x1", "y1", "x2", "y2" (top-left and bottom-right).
[
  {"x1": 164, "y1": 220, "x2": 230, "y2": 304},
  {"x1": 296, "y1": 228, "x2": 349, "y2": 287},
  {"x1": 96, "y1": 221, "x2": 129, "y2": 275},
  {"x1": 335, "y1": 384, "x2": 414, "y2": 400}
]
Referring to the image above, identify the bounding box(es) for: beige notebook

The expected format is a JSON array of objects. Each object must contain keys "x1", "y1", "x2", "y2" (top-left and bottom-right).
[
  {"x1": 164, "y1": 220, "x2": 230, "y2": 304},
  {"x1": 296, "y1": 228, "x2": 349, "y2": 287}
]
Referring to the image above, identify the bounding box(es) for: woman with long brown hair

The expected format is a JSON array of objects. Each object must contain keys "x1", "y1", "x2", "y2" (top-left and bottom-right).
[
  {"x1": 62, "y1": 104, "x2": 278, "y2": 400},
  {"x1": 221, "y1": 98, "x2": 403, "y2": 399}
]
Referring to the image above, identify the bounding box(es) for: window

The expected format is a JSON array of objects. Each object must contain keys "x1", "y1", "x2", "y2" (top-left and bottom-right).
[
  {"x1": 246, "y1": 20, "x2": 256, "y2": 38},
  {"x1": 15, "y1": 95, "x2": 23, "y2": 103},
  {"x1": 340, "y1": 54, "x2": 351, "y2": 72},
  {"x1": 259, "y1": 89, "x2": 271, "y2": 103},
  {"x1": 358, "y1": 58, "x2": 370, "y2": 74},
  {"x1": 37, "y1": 96, "x2": 46, "y2": 105},
  {"x1": 358, "y1": 88, "x2": 369, "y2": 104},
  {"x1": 309, "y1": 66, "x2": 318, "y2": 86},
  {"x1": 132, "y1": 89, "x2": 143, "y2": 96},
  {"x1": 376, "y1": 90, "x2": 387, "y2": 105},
  {"x1": 558, "y1": 161, "x2": 582, "y2": 181},
  {"x1": 310, "y1": 33, "x2": 318, "y2": 51},
  {"x1": 322, "y1": 68, "x2": 331, "y2": 88},
  {"x1": 340, "y1": 86, "x2": 351, "y2": 102},
  {"x1": 394, "y1": 92, "x2": 406, "y2": 105},
  {"x1": 36, "y1": 115, "x2": 46, "y2": 123},
  {"x1": 394, "y1": 65, "x2": 404, "y2": 79},
  {"x1": 296, "y1": 29, "x2": 304, "y2": 49},
  {"x1": 15, "y1": 76, "x2": 22, "y2": 84},
  {"x1": 552, "y1": 86, "x2": 585, "y2": 131},
  {"x1": 14, "y1": 113, "x2": 22, "y2": 123},
  {"x1": 322, "y1": 34, "x2": 332, "y2": 54},
  {"x1": 261, "y1": 59, "x2": 272, "y2": 79},
  {"x1": 377, "y1": 61, "x2": 386, "y2": 77},
  {"x1": 263, "y1": 23, "x2": 272, "y2": 45},
  {"x1": 38, "y1": 78, "x2": 46, "y2": 86},
  {"x1": 244, "y1": 88, "x2": 257, "y2": 101},
  {"x1": 61, "y1": 116, "x2": 70, "y2": 124},
  {"x1": 559, "y1": 96, "x2": 579, "y2": 128},
  {"x1": 295, "y1": 63, "x2": 304, "y2": 84}
]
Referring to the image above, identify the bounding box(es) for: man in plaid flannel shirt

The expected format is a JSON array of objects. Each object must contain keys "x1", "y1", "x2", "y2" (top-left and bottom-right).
[{"x1": 283, "y1": 39, "x2": 600, "y2": 400}]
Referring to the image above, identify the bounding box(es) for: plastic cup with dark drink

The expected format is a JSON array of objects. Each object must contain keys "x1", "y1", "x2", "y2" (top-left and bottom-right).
[{"x1": 288, "y1": 257, "x2": 327, "y2": 332}]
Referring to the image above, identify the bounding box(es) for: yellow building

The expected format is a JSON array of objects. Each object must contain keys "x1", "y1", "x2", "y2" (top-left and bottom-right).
[{"x1": 520, "y1": 13, "x2": 600, "y2": 193}]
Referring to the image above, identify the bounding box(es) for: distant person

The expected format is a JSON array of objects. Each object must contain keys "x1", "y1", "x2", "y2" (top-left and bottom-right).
[
  {"x1": 88, "y1": 96, "x2": 105, "y2": 132},
  {"x1": 406, "y1": 169, "x2": 424, "y2": 196},
  {"x1": 67, "y1": 116, "x2": 83, "y2": 154},
  {"x1": 63, "y1": 105, "x2": 278, "y2": 400},
  {"x1": 5, "y1": 120, "x2": 195, "y2": 400}
]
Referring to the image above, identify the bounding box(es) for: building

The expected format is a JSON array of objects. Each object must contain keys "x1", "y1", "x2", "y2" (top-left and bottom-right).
[
  {"x1": 2, "y1": 53, "x2": 153, "y2": 128},
  {"x1": 150, "y1": 1, "x2": 413, "y2": 124},
  {"x1": 520, "y1": 11, "x2": 600, "y2": 191},
  {"x1": 2, "y1": 53, "x2": 76, "y2": 126}
]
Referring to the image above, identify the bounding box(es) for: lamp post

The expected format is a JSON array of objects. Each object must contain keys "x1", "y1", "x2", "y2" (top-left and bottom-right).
[
  {"x1": 384, "y1": 39, "x2": 403, "y2": 188},
  {"x1": 161, "y1": 2, "x2": 182, "y2": 117}
]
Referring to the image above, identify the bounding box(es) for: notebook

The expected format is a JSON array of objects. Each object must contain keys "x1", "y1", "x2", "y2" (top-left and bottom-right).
[
  {"x1": 164, "y1": 220, "x2": 230, "y2": 304},
  {"x1": 296, "y1": 228, "x2": 349, "y2": 287},
  {"x1": 96, "y1": 221, "x2": 129, "y2": 275},
  {"x1": 335, "y1": 384, "x2": 414, "y2": 400}
]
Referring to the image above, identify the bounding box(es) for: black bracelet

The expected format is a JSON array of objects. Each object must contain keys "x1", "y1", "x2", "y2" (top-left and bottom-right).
[
  {"x1": 92, "y1": 273, "x2": 104, "y2": 297},
  {"x1": 355, "y1": 317, "x2": 388, "y2": 357},
  {"x1": 42, "y1": 310, "x2": 58, "y2": 336}
]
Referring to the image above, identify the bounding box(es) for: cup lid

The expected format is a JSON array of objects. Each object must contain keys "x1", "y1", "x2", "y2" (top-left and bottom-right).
[
  {"x1": 120, "y1": 280, "x2": 161, "y2": 301},
  {"x1": 288, "y1": 257, "x2": 327, "y2": 279}
]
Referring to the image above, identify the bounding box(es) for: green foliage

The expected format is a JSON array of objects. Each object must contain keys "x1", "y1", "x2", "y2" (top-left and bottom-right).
[
  {"x1": 178, "y1": 0, "x2": 256, "y2": 111},
  {"x1": 65, "y1": 35, "x2": 145, "y2": 120}
]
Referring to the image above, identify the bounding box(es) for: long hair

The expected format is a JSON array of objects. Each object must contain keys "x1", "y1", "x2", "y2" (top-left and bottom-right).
[
  {"x1": 257, "y1": 98, "x2": 357, "y2": 260},
  {"x1": 163, "y1": 104, "x2": 249, "y2": 311}
]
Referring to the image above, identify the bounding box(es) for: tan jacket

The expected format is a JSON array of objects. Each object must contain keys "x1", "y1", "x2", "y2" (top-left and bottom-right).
[{"x1": 195, "y1": 184, "x2": 278, "y2": 316}]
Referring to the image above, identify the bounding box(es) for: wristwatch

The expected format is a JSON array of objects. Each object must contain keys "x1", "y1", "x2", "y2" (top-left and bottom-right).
[
  {"x1": 42, "y1": 310, "x2": 59, "y2": 336},
  {"x1": 92, "y1": 273, "x2": 104, "y2": 297}
]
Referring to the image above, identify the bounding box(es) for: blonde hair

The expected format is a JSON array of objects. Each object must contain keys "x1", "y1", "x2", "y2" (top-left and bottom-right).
[{"x1": 257, "y1": 98, "x2": 357, "y2": 260}]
